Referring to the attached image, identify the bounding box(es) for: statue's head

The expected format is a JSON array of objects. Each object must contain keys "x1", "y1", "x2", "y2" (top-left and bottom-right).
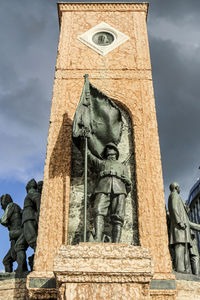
[
  {"x1": 169, "y1": 182, "x2": 180, "y2": 194},
  {"x1": 37, "y1": 181, "x2": 43, "y2": 194},
  {"x1": 0, "y1": 194, "x2": 13, "y2": 210},
  {"x1": 103, "y1": 143, "x2": 119, "y2": 160},
  {"x1": 26, "y1": 178, "x2": 37, "y2": 193}
]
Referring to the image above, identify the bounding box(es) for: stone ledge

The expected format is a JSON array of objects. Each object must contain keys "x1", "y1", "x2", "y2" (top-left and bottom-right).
[
  {"x1": 55, "y1": 272, "x2": 153, "y2": 283},
  {"x1": 174, "y1": 270, "x2": 200, "y2": 282},
  {"x1": 58, "y1": 2, "x2": 149, "y2": 12},
  {"x1": 0, "y1": 271, "x2": 29, "y2": 280},
  {"x1": 54, "y1": 243, "x2": 153, "y2": 284}
]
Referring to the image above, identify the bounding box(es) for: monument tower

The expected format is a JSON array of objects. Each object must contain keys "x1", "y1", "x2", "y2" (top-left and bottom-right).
[{"x1": 27, "y1": 2, "x2": 176, "y2": 300}]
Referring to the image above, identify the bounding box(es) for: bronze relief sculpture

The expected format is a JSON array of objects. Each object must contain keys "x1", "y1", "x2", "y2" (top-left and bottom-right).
[
  {"x1": 168, "y1": 182, "x2": 200, "y2": 275},
  {"x1": 72, "y1": 75, "x2": 132, "y2": 243}
]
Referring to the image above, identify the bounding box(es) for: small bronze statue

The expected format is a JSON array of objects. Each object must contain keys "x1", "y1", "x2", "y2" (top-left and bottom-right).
[
  {"x1": 168, "y1": 182, "x2": 200, "y2": 274},
  {"x1": 15, "y1": 178, "x2": 41, "y2": 271},
  {"x1": 88, "y1": 143, "x2": 131, "y2": 243},
  {"x1": 0, "y1": 194, "x2": 27, "y2": 273},
  {"x1": 189, "y1": 230, "x2": 200, "y2": 275},
  {"x1": 22, "y1": 178, "x2": 41, "y2": 250}
]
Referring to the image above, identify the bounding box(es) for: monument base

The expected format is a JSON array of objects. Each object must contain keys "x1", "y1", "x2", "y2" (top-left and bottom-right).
[
  {"x1": 26, "y1": 271, "x2": 57, "y2": 300},
  {"x1": 54, "y1": 243, "x2": 153, "y2": 300},
  {"x1": 0, "y1": 272, "x2": 27, "y2": 300}
]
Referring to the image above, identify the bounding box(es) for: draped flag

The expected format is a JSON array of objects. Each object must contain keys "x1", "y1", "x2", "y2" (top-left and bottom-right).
[{"x1": 72, "y1": 74, "x2": 122, "y2": 157}]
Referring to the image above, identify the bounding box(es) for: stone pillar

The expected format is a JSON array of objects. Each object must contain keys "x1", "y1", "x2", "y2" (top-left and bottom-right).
[{"x1": 27, "y1": 2, "x2": 176, "y2": 299}]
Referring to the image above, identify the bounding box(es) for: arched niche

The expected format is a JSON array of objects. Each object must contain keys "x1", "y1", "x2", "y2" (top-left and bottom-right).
[{"x1": 67, "y1": 101, "x2": 139, "y2": 246}]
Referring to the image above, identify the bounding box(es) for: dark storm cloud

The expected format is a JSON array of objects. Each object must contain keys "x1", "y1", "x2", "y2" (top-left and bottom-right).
[
  {"x1": 147, "y1": 11, "x2": 200, "y2": 200},
  {"x1": 148, "y1": 0, "x2": 200, "y2": 22},
  {"x1": 0, "y1": 0, "x2": 58, "y2": 181},
  {"x1": 0, "y1": 0, "x2": 200, "y2": 194},
  {"x1": 150, "y1": 36, "x2": 200, "y2": 179}
]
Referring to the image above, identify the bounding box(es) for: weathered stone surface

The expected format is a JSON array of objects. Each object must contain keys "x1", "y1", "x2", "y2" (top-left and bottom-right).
[
  {"x1": 176, "y1": 280, "x2": 200, "y2": 300},
  {"x1": 54, "y1": 243, "x2": 153, "y2": 276},
  {"x1": 0, "y1": 275, "x2": 27, "y2": 300},
  {"x1": 61, "y1": 283, "x2": 150, "y2": 300},
  {"x1": 150, "y1": 289, "x2": 176, "y2": 300},
  {"x1": 54, "y1": 243, "x2": 153, "y2": 300},
  {"x1": 26, "y1": 271, "x2": 57, "y2": 300}
]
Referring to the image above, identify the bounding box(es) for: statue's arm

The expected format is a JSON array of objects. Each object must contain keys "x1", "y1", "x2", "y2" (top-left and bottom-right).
[
  {"x1": 87, "y1": 149, "x2": 102, "y2": 170},
  {"x1": 190, "y1": 221, "x2": 200, "y2": 231},
  {"x1": 122, "y1": 166, "x2": 132, "y2": 186},
  {"x1": 31, "y1": 193, "x2": 41, "y2": 213},
  {"x1": 0, "y1": 203, "x2": 14, "y2": 226},
  {"x1": 120, "y1": 166, "x2": 131, "y2": 194}
]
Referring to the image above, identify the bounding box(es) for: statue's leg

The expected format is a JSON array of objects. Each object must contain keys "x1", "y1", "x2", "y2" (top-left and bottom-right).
[
  {"x1": 14, "y1": 233, "x2": 28, "y2": 273},
  {"x1": 190, "y1": 255, "x2": 199, "y2": 275},
  {"x1": 174, "y1": 243, "x2": 186, "y2": 273},
  {"x1": 94, "y1": 215, "x2": 104, "y2": 242},
  {"x1": 111, "y1": 194, "x2": 126, "y2": 243},
  {"x1": 93, "y1": 193, "x2": 110, "y2": 242},
  {"x1": 16, "y1": 250, "x2": 28, "y2": 274},
  {"x1": 3, "y1": 248, "x2": 13, "y2": 272},
  {"x1": 23, "y1": 220, "x2": 38, "y2": 251},
  {"x1": 10, "y1": 240, "x2": 17, "y2": 262}
]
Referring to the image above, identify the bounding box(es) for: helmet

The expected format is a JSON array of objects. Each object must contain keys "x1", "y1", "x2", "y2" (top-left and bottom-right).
[
  {"x1": 102, "y1": 143, "x2": 119, "y2": 160},
  {"x1": 26, "y1": 179, "x2": 37, "y2": 192}
]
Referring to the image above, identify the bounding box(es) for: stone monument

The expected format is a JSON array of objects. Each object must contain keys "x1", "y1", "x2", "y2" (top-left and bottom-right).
[
  {"x1": 27, "y1": 3, "x2": 176, "y2": 300},
  {"x1": 3, "y1": 2, "x2": 200, "y2": 300}
]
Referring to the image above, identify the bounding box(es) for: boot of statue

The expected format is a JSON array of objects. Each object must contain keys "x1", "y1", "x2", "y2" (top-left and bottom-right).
[
  {"x1": 15, "y1": 250, "x2": 28, "y2": 274},
  {"x1": 94, "y1": 215, "x2": 104, "y2": 242},
  {"x1": 112, "y1": 224, "x2": 122, "y2": 243},
  {"x1": 4, "y1": 263, "x2": 13, "y2": 273}
]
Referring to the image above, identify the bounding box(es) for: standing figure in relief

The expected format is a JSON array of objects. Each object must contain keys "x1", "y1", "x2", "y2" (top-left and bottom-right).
[
  {"x1": 0, "y1": 194, "x2": 27, "y2": 273},
  {"x1": 168, "y1": 182, "x2": 200, "y2": 273},
  {"x1": 88, "y1": 143, "x2": 131, "y2": 243},
  {"x1": 15, "y1": 179, "x2": 41, "y2": 270}
]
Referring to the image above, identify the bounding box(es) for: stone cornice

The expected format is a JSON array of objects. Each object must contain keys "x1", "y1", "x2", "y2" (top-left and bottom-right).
[
  {"x1": 55, "y1": 272, "x2": 153, "y2": 283},
  {"x1": 57, "y1": 2, "x2": 149, "y2": 27}
]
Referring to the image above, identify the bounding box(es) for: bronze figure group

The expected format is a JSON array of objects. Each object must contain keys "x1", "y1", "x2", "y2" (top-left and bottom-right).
[
  {"x1": 0, "y1": 179, "x2": 42, "y2": 274},
  {"x1": 168, "y1": 182, "x2": 200, "y2": 275}
]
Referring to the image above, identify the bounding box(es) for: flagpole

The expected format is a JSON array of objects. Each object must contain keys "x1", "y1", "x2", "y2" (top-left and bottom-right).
[
  {"x1": 83, "y1": 74, "x2": 89, "y2": 243},
  {"x1": 83, "y1": 133, "x2": 88, "y2": 242}
]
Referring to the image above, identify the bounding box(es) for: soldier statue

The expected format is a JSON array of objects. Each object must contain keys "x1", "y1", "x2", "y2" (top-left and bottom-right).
[
  {"x1": 88, "y1": 143, "x2": 131, "y2": 243},
  {"x1": 0, "y1": 194, "x2": 27, "y2": 273},
  {"x1": 15, "y1": 178, "x2": 41, "y2": 270},
  {"x1": 168, "y1": 182, "x2": 200, "y2": 273}
]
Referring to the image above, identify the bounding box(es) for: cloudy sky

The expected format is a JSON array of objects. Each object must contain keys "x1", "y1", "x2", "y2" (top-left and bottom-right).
[{"x1": 0, "y1": 0, "x2": 200, "y2": 270}]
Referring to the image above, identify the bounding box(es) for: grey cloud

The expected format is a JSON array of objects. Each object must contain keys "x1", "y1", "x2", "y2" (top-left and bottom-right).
[
  {"x1": 0, "y1": 0, "x2": 59, "y2": 182},
  {"x1": 0, "y1": 0, "x2": 200, "y2": 196},
  {"x1": 149, "y1": 35, "x2": 200, "y2": 200},
  {"x1": 148, "y1": 0, "x2": 200, "y2": 23},
  {"x1": 1, "y1": 78, "x2": 49, "y2": 129}
]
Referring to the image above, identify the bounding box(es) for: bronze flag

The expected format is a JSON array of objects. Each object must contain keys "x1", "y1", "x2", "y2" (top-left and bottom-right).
[{"x1": 72, "y1": 74, "x2": 122, "y2": 158}]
